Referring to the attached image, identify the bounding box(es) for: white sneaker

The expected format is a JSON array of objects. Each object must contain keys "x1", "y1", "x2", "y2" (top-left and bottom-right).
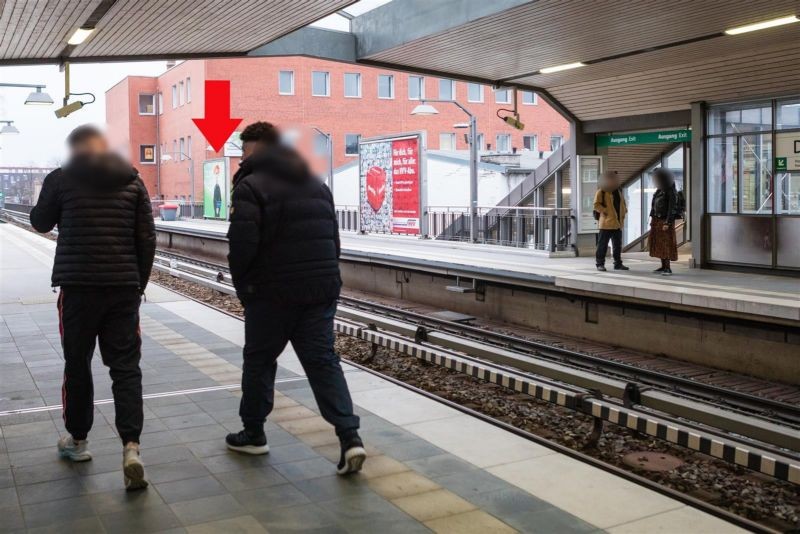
[
  {"x1": 57, "y1": 436, "x2": 92, "y2": 462},
  {"x1": 123, "y1": 442, "x2": 148, "y2": 491}
]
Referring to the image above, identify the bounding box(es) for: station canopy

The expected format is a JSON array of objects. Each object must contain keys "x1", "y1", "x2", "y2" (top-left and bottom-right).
[{"x1": 2, "y1": 0, "x2": 798, "y2": 122}]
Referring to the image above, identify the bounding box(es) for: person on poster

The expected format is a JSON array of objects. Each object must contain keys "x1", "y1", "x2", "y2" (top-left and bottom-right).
[
  {"x1": 29, "y1": 125, "x2": 155, "y2": 491},
  {"x1": 225, "y1": 122, "x2": 366, "y2": 475},
  {"x1": 213, "y1": 166, "x2": 222, "y2": 218}
]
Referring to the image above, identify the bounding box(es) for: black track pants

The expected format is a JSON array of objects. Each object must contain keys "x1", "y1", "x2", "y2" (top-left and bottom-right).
[{"x1": 58, "y1": 288, "x2": 143, "y2": 444}]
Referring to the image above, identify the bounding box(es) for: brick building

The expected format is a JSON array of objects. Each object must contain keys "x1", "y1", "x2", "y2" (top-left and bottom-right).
[{"x1": 105, "y1": 57, "x2": 569, "y2": 202}]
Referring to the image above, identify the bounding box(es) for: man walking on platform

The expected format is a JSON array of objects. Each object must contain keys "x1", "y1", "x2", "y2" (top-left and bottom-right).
[
  {"x1": 30, "y1": 125, "x2": 155, "y2": 490},
  {"x1": 594, "y1": 170, "x2": 629, "y2": 272},
  {"x1": 225, "y1": 122, "x2": 366, "y2": 475}
]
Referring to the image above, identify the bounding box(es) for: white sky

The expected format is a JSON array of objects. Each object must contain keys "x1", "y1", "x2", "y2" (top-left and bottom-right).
[{"x1": 0, "y1": 0, "x2": 392, "y2": 168}]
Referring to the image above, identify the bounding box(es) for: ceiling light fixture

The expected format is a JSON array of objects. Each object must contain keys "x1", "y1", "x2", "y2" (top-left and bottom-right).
[
  {"x1": 24, "y1": 86, "x2": 54, "y2": 105},
  {"x1": 724, "y1": 15, "x2": 799, "y2": 35},
  {"x1": 0, "y1": 121, "x2": 20, "y2": 135},
  {"x1": 539, "y1": 62, "x2": 586, "y2": 74},
  {"x1": 67, "y1": 27, "x2": 95, "y2": 45}
]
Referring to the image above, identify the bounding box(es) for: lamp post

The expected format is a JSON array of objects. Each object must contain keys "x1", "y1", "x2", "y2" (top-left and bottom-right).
[
  {"x1": 312, "y1": 127, "x2": 334, "y2": 194},
  {"x1": 160, "y1": 151, "x2": 195, "y2": 216},
  {"x1": 411, "y1": 99, "x2": 478, "y2": 242}
]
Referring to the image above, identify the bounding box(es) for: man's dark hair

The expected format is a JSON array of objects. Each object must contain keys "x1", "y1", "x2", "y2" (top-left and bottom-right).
[
  {"x1": 239, "y1": 121, "x2": 280, "y2": 146},
  {"x1": 67, "y1": 124, "x2": 104, "y2": 147}
]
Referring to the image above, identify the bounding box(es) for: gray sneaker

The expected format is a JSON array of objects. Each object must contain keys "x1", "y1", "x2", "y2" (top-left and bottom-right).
[
  {"x1": 123, "y1": 442, "x2": 148, "y2": 491},
  {"x1": 57, "y1": 436, "x2": 92, "y2": 462}
]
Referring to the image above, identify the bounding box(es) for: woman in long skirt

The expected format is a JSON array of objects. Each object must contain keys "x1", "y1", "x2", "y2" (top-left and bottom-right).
[{"x1": 648, "y1": 168, "x2": 679, "y2": 275}]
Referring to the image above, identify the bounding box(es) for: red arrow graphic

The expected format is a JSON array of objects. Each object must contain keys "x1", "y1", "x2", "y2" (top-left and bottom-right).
[{"x1": 192, "y1": 80, "x2": 243, "y2": 153}]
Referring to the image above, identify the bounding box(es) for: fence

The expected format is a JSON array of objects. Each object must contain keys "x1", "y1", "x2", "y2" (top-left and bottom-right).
[
  {"x1": 335, "y1": 205, "x2": 359, "y2": 232},
  {"x1": 151, "y1": 199, "x2": 205, "y2": 220}
]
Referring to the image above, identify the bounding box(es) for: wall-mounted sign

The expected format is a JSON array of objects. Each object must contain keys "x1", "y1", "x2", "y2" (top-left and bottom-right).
[
  {"x1": 203, "y1": 158, "x2": 228, "y2": 220},
  {"x1": 776, "y1": 132, "x2": 800, "y2": 171},
  {"x1": 358, "y1": 132, "x2": 427, "y2": 236},
  {"x1": 596, "y1": 129, "x2": 691, "y2": 148},
  {"x1": 223, "y1": 132, "x2": 243, "y2": 158},
  {"x1": 577, "y1": 155, "x2": 602, "y2": 233}
]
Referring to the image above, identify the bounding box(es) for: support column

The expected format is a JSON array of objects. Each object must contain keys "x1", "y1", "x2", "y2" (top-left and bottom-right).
[{"x1": 690, "y1": 102, "x2": 706, "y2": 268}]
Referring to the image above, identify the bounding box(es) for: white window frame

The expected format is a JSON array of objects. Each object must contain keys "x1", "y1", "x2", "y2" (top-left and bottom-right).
[
  {"x1": 439, "y1": 79, "x2": 455, "y2": 101},
  {"x1": 138, "y1": 93, "x2": 155, "y2": 115},
  {"x1": 186, "y1": 78, "x2": 191, "y2": 103},
  {"x1": 494, "y1": 88, "x2": 511, "y2": 104},
  {"x1": 171, "y1": 85, "x2": 177, "y2": 108},
  {"x1": 279, "y1": 70, "x2": 295, "y2": 95},
  {"x1": 343, "y1": 73, "x2": 362, "y2": 98},
  {"x1": 476, "y1": 133, "x2": 485, "y2": 151},
  {"x1": 467, "y1": 83, "x2": 483, "y2": 103},
  {"x1": 550, "y1": 135, "x2": 563, "y2": 151},
  {"x1": 178, "y1": 81, "x2": 184, "y2": 106},
  {"x1": 157, "y1": 93, "x2": 163, "y2": 115},
  {"x1": 522, "y1": 90, "x2": 537, "y2": 105},
  {"x1": 311, "y1": 71, "x2": 330, "y2": 97},
  {"x1": 439, "y1": 132, "x2": 456, "y2": 151},
  {"x1": 345, "y1": 134, "x2": 361, "y2": 156},
  {"x1": 408, "y1": 75, "x2": 424, "y2": 100},
  {"x1": 496, "y1": 134, "x2": 512, "y2": 153},
  {"x1": 139, "y1": 144, "x2": 156, "y2": 164},
  {"x1": 378, "y1": 74, "x2": 395, "y2": 99},
  {"x1": 523, "y1": 135, "x2": 538, "y2": 151},
  {"x1": 179, "y1": 138, "x2": 185, "y2": 160},
  {"x1": 187, "y1": 135, "x2": 192, "y2": 159}
]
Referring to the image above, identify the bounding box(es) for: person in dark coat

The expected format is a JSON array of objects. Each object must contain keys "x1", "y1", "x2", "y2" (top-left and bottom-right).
[
  {"x1": 29, "y1": 125, "x2": 155, "y2": 490},
  {"x1": 648, "y1": 168, "x2": 679, "y2": 275},
  {"x1": 225, "y1": 122, "x2": 366, "y2": 475}
]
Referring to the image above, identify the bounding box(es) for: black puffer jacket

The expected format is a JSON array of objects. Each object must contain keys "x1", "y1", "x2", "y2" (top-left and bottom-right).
[
  {"x1": 29, "y1": 153, "x2": 156, "y2": 290},
  {"x1": 650, "y1": 184, "x2": 678, "y2": 225},
  {"x1": 227, "y1": 146, "x2": 341, "y2": 305}
]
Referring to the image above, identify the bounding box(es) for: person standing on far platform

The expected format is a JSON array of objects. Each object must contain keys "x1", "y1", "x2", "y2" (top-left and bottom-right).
[
  {"x1": 29, "y1": 125, "x2": 155, "y2": 490},
  {"x1": 649, "y1": 168, "x2": 680, "y2": 275},
  {"x1": 225, "y1": 122, "x2": 366, "y2": 475},
  {"x1": 593, "y1": 171, "x2": 629, "y2": 272}
]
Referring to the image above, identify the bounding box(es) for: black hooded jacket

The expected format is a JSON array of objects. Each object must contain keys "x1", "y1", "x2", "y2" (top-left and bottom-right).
[
  {"x1": 227, "y1": 145, "x2": 341, "y2": 305},
  {"x1": 29, "y1": 153, "x2": 156, "y2": 290}
]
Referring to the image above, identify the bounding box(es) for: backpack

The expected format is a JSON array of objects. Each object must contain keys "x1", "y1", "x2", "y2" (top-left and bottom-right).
[{"x1": 673, "y1": 189, "x2": 686, "y2": 220}]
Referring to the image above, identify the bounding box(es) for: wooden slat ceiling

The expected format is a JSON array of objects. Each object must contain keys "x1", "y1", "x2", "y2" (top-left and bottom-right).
[
  {"x1": 607, "y1": 143, "x2": 674, "y2": 184},
  {"x1": 360, "y1": 0, "x2": 800, "y2": 120},
  {"x1": 0, "y1": 0, "x2": 355, "y2": 63}
]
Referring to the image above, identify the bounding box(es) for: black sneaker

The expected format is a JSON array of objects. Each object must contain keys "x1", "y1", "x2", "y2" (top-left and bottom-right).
[
  {"x1": 661, "y1": 268, "x2": 673, "y2": 276},
  {"x1": 614, "y1": 264, "x2": 630, "y2": 271},
  {"x1": 653, "y1": 267, "x2": 665, "y2": 273},
  {"x1": 337, "y1": 433, "x2": 366, "y2": 475},
  {"x1": 226, "y1": 429, "x2": 269, "y2": 455},
  {"x1": 596, "y1": 265, "x2": 607, "y2": 272}
]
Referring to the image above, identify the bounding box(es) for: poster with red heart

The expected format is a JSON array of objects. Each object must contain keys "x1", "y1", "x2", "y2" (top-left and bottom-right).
[{"x1": 359, "y1": 134, "x2": 423, "y2": 235}]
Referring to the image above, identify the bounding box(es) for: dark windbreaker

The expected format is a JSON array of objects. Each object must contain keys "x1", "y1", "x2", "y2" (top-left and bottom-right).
[
  {"x1": 227, "y1": 145, "x2": 341, "y2": 305},
  {"x1": 29, "y1": 153, "x2": 156, "y2": 291}
]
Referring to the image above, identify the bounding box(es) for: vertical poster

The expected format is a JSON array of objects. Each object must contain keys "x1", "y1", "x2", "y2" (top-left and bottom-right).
[
  {"x1": 203, "y1": 158, "x2": 228, "y2": 219},
  {"x1": 359, "y1": 134, "x2": 422, "y2": 235}
]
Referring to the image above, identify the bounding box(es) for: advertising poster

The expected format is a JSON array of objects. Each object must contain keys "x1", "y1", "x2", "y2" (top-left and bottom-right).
[
  {"x1": 359, "y1": 134, "x2": 423, "y2": 235},
  {"x1": 203, "y1": 158, "x2": 228, "y2": 219}
]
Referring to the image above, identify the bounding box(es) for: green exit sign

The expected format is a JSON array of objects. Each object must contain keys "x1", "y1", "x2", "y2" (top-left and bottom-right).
[
  {"x1": 596, "y1": 129, "x2": 691, "y2": 148},
  {"x1": 775, "y1": 157, "x2": 788, "y2": 171}
]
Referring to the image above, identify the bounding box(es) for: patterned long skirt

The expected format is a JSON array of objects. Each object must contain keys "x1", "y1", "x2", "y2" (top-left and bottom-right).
[{"x1": 648, "y1": 218, "x2": 678, "y2": 261}]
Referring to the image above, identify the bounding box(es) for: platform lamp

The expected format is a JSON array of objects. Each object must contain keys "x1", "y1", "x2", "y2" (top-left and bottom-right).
[
  {"x1": 0, "y1": 83, "x2": 54, "y2": 106},
  {"x1": 412, "y1": 99, "x2": 478, "y2": 242},
  {"x1": 0, "y1": 121, "x2": 20, "y2": 135}
]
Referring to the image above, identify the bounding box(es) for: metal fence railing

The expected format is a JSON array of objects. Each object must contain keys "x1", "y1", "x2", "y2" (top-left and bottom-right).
[
  {"x1": 151, "y1": 199, "x2": 204, "y2": 219},
  {"x1": 335, "y1": 205, "x2": 359, "y2": 232}
]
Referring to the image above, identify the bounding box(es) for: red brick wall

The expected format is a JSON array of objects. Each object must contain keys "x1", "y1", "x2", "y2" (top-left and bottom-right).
[{"x1": 106, "y1": 57, "x2": 569, "y2": 200}]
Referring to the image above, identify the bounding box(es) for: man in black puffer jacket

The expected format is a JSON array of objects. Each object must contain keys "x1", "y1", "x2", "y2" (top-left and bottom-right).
[
  {"x1": 30, "y1": 125, "x2": 154, "y2": 490},
  {"x1": 225, "y1": 122, "x2": 366, "y2": 475}
]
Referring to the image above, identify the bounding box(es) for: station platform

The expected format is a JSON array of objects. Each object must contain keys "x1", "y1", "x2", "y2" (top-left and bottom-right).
[
  {"x1": 155, "y1": 219, "x2": 800, "y2": 325},
  {"x1": 1, "y1": 222, "x2": 745, "y2": 533}
]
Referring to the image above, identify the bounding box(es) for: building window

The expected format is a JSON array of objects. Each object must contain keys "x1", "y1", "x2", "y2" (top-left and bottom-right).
[
  {"x1": 178, "y1": 81, "x2": 184, "y2": 106},
  {"x1": 378, "y1": 74, "x2": 394, "y2": 99},
  {"x1": 439, "y1": 133, "x2": 456, "y2": 151},
  {"x1": 439, "y1": 79, "x2": 455, "y2": 100},
  {"x1": 313, "y1": 133, "x2": 329, "y2": 156},
  {"x1": 550, "y1": 135, "x2": 563, "y2": 151},
  {"x1": 138, "y1": 94, "x2": 155, "y2": 115},
  {"x1": 494, "y1": 88, "x2": 511, "y2": 104},
  {"x1": 344, "y1": 73, "x2": 361, "y2": 98},
  {"x1": 476, "y1": 133, "x2": 485, "y2": 150},
  {"x1": 522, "y1": 91, "x2": 537, "y2": 105},
  {"x1": 186, "y1": 78, "x2": 191, "y2": 102},
  {"x1": 408, "y1": 76, "x2": 424, "y2": 100},
  {"x1": 279, "y1": 70, "x2": 294, "y2": 95},
  {"x1": 312, "y1": 71, "x2": 330, "y2": 97},
  {"x1": 345, "y1": 134, "x2": 361, "y2": 156},
  {"x1": 139, "y1": 145, "x2": 156, "y2": 164},
  {"x1": 157, "y1": 93, "x2": 163, "y2": 115},
  {"x1": 496, "y1": 134, "x2": 511, "y2": 153},
  {"x1": 187, "y1": 136, "x2": 191, "y2": 159},
  {"x1": 171, "y1": 85, "x2": 177, "y2": 108},
  {"x1": 467, "y1": 83, "x2": 483, "y2": 103},
  {"x1": 523, "y1": 135, "x2": 538, "y2": 151},
  {"x1": 179, "y1": 138, "x2": 185, "y2": 160}
]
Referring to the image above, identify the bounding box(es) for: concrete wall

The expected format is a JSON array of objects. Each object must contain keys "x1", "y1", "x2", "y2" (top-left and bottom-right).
[{"x1": 340, "y1": 261, "x2": 799, "y2": 383}]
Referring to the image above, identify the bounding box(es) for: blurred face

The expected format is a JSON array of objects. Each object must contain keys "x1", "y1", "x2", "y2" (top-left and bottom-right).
[
  {"x1": 242, "y1": 140, "x2": 269, "y2": 160},
  {"x1": 601, "y1": 172, "x2": 619, "y2": 190},
  {"x1": 70, "y1": 134, "x2": 108, "y2": 157}
]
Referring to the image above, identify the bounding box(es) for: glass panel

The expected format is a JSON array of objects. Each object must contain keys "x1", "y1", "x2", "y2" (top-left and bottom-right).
[
  {"x1": 138, "y1": 94, "x2": 154, "y2": 114},
  {"x1": 496, "y1": 135, "x2": 510, "y2": 152},
  {"x1": 707, "y1": 137, "x2": 738, "y2": 213},
  {"x1": 740, "y1": 134, "x2": 772, "y2": 214},
  {"x1": 708, "y1": 102, "x2": 771, "y2": 135},
  {"x1": 709, "y1": 215, "x2": 773, "y2": 265},
  {"x1": 776, "y1": 98, "x2": 800, "y2": 130},
  {"x1": 467, "y1": 83, "x2": 482, "y2": 102},
  {"x1": 439, "y1": 79, "x2": 454, "y2": 100},
  {"x1": 439, "y1": 133, "x2": 455, "y2": 150},
  {"x1": 345, "y1": 134, "x2": 360, "y2": 155},
  {"x1": 777, "y1": 217, "x2": 800, "y2": 268},
  {"x1": 344, "y1": 73, "x2": 360, "y2": 97},
  {"x1": 777, "y1": 172, "x2": 800, "y2": 213},
  {"x1": 312, "y1": 71, "x2": 328, "y2": 96},
  {"x1": 279, "y1": 71, "x2": 293, "y2": 94},
  {"x1": 408, "y1": 76, "x2": 423, "y2": 100},
  {"x1": 560, "y1": 169, "x2": 571, "y2": 209},
  {"x1": 378, "y1": 75, "x2": 393, "y2": 98},
  {"x1": 494, "y1": 88, "x2": 510, "y2": 104},
  {"x1": 664, "y1": 145, "x2": 684, "y2": 190},
  {"x1": 550, "y1": 136, "x2": 562, "y2": 151},
  {"x1": 643, "y1": 162, "x2": 661, "y2": 222},
  {"x1": 623, "y1": 177, "x2": 642, "y2": 245},
  {"x1": 522, "y1": 91, "x2": 537, "y2": 104},
  {"x1": 313, "y1": 133, "x2": 328, "y2": 155},
  {"x1": 523, "y1": 135, "x2": 537, "y2": 151}
]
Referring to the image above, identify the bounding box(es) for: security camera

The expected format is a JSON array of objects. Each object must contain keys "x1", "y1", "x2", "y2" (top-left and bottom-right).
[
  {"x1": 503, "y1": 115, "x2": 525, "y2": 131},
  {"x1": 54, "y1": 100, "x2": 84, "y2": 118}
]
